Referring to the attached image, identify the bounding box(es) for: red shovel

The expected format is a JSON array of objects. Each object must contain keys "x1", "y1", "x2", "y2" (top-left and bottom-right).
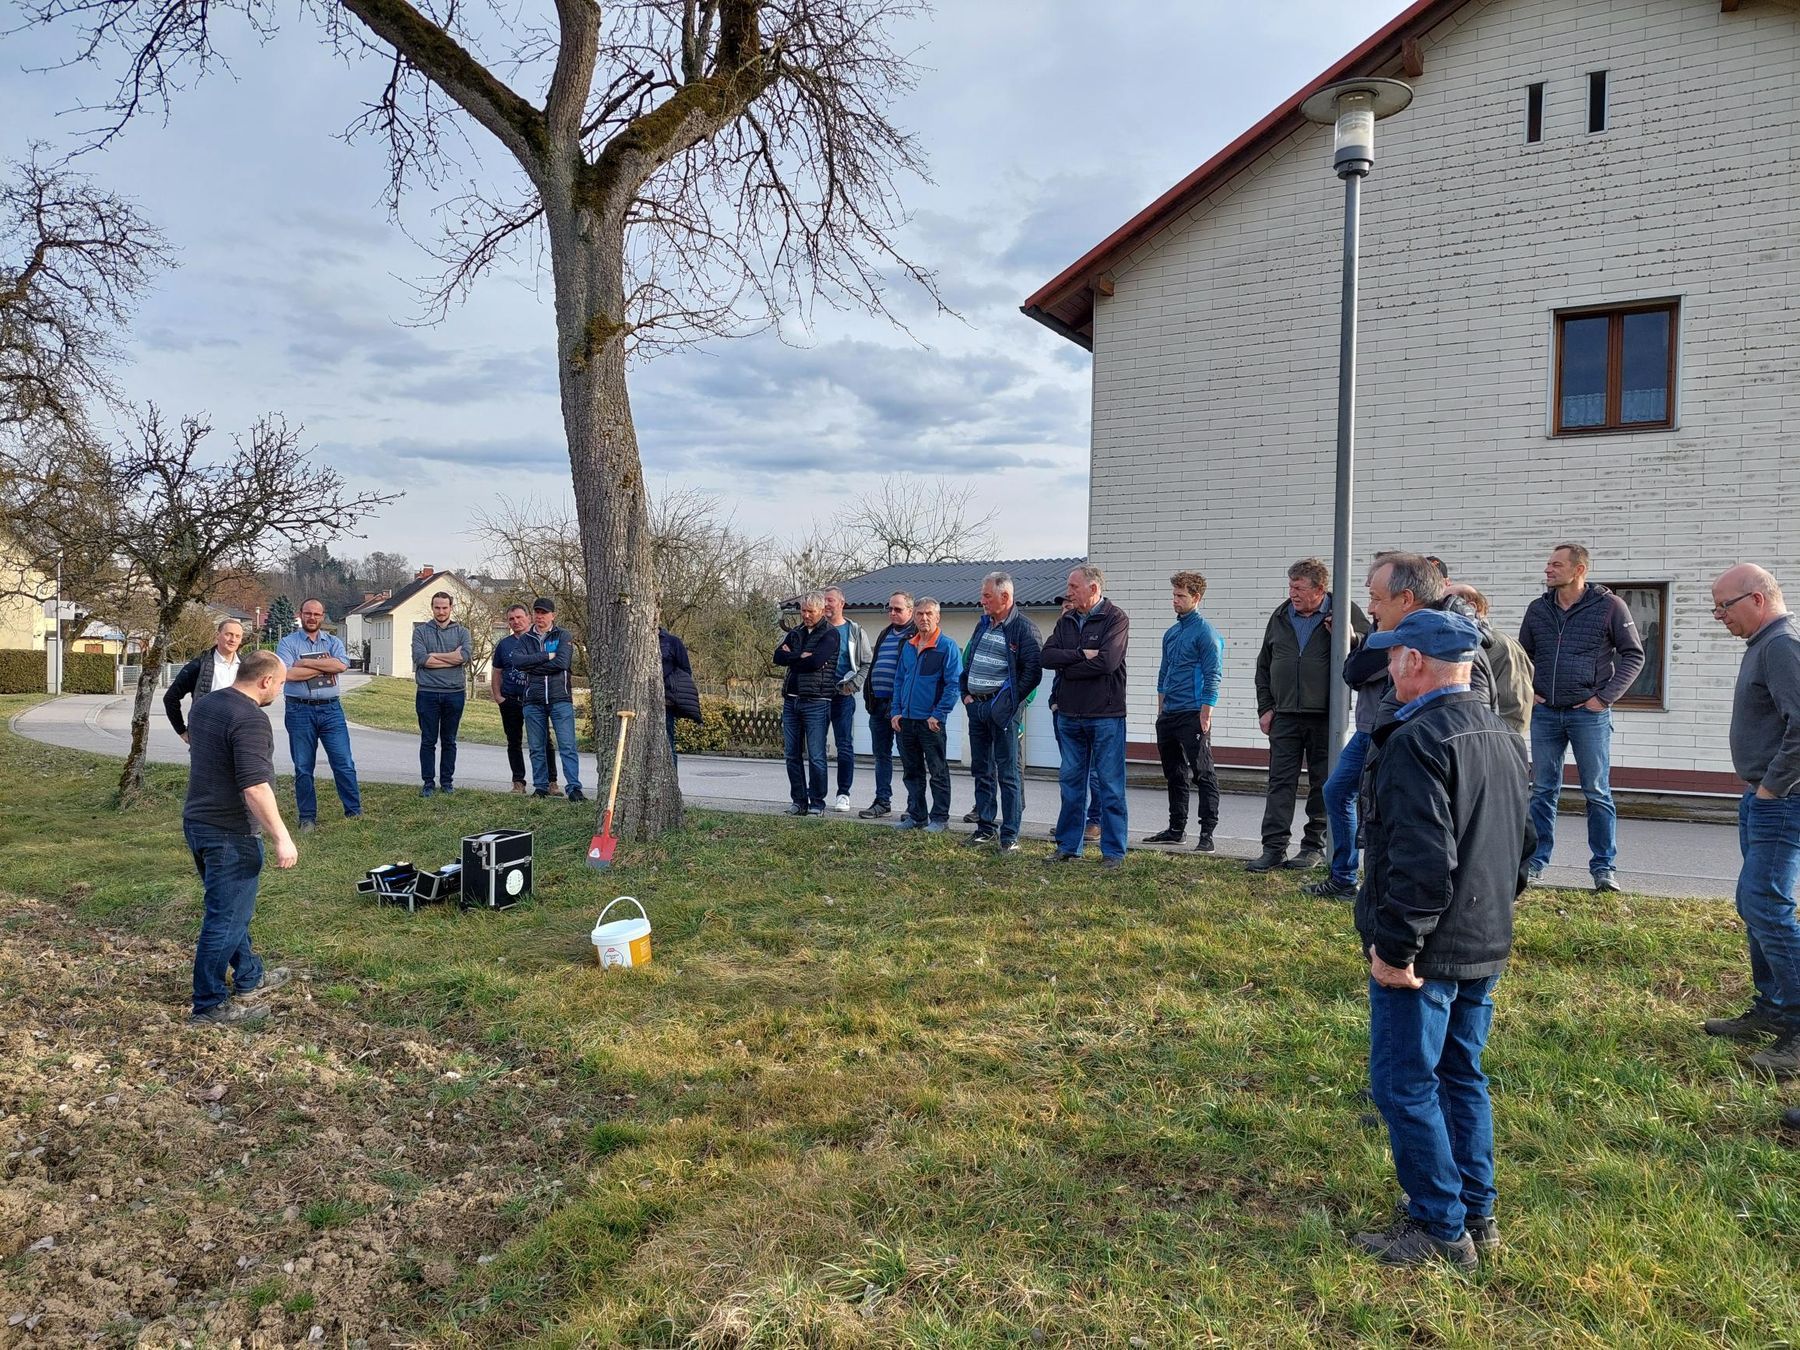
[{"x1": 587, "y1": 710, "x2": 635, "y2": 869}]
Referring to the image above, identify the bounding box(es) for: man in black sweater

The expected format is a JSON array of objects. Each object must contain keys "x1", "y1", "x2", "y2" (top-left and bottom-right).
[
  {"x1": 1350, "y1": 610, "x2": 1535, "y2": 1270},
  {"x1": 182, "y1": 650, "x2": 299, "y2": 1027}
]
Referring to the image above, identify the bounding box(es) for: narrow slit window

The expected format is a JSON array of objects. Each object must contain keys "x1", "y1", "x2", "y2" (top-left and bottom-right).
[
  {"x1": 1588, "y1": 70, "x2": 1608, "y2": 133},
  {"x1": 1526, "y1": 82, "x2": 1544, "y2": 142}
]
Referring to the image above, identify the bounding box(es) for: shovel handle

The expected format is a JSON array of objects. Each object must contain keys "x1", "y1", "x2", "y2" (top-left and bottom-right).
[{"x1": 603, "y1": 709, "x2": 633, "y2": 816}]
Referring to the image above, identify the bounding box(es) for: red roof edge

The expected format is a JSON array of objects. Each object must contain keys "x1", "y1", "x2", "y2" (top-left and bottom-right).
[{"x1": 1020, "y1": 0, "x2": 1468, "y2": 345}]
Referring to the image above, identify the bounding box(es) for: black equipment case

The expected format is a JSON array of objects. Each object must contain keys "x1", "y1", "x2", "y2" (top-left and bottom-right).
[{"x1": 460, "y1": 830, "x2": 533, "y2": 909}]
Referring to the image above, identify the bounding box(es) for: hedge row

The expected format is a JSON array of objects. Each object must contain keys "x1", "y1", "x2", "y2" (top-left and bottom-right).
[
  {"x1": 64, "y1": 652, "x2": 116, "y2": 695},
  {"x1": 0, "y1": 649, "x2": 46, "y2": 694}
]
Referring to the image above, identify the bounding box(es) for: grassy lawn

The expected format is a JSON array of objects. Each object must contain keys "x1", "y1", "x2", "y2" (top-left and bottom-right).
[
  {"x1": 3, "y1": 691, "x2": 1797, "y2": 1345},
  {"x1": 341, "y1": 675, "x2": 513, "y2": 746}
]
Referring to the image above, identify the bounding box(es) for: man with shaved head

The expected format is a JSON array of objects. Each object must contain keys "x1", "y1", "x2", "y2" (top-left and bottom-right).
[{"x1": 1704, "y1": 564, "x2": 1800, "y2": 1082}]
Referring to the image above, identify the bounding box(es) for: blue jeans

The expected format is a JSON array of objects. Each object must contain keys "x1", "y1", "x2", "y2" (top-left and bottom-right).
[
  {"x1": 184, "y1": 823, "x2": 265, "y2": 1014},
  {"x1": 782, "y1": 697, "x2": 830, "y2": 810},
  {"x1": 1368, "y1": 974, "x2": 1500, "y2": 1243},
  {"x1": 416, "y1": 689, "x2": 465, "y2": 787},
  {"x1": 525, "y1": 701, "x2": 582, "y2": 793},
  {"x1": 1736, "y1": 791, "x2": 1800, "y2": 1023},
  {"x1": 829, "y1": 692, "x2": 857, "y2": 798},
  {"x1": 868, "y1": 698, "x2": 896, "y2": 807},
  {"x1": 969, "y1": 700, "x2": 1025, "y2": 844},
  {"x1": 1054, "y1": 716, "x2": 1127, "y2": 858},
  {"x1": 1529, "y1": 706, "x2": 1616, "y2": 874},
  {"x1": 1054, "y1": 712, "x2": 1101, "y2": 827},
  {"x1": 1323, "y1": 730, "x2": 1372, "y2": 885},
  {"x1": 283, "y1": 698, "x2": 361, "y2": 823}
]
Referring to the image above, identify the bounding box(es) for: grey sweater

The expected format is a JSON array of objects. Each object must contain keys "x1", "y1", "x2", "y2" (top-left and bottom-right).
[
  {"x1": 412, "y1": 620, "x2": 473, "y2": 692},
  {"x1": 1732, "y1": 613, "x2": 1800, "y2": 797}
]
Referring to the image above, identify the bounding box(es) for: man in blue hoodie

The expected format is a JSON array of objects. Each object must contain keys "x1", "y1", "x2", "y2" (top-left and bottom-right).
[
  {"x1": 1144, "y1": 570, "x2": 1224, "y2": 851},
  {"x1": 889, "y1": 598, "x2": 963, "y2": 832}
]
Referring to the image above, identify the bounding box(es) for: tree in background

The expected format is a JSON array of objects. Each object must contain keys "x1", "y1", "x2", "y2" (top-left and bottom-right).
[
  {"x1": 781, "y1": 477, "x2": 1000, "y2": 591},
  {"x1": 23, "y1": 0, "x2": 940, "y2": 840},
  {"x1": 262, "y1": 596, "x2": 296, "y2": 647}
]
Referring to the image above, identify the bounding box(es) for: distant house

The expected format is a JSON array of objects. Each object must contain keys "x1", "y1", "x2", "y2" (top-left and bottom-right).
[
  {"x1": 342, "y1": 590, "x2": 392, "y2": 663},
  {"x1": 0, "y1": 549, "x2": 54, "y2": 653},
  {"x1": 1022, "y1": 0, "x2": 1800, "y2": 792},
  {"x1": 814, "y1": 557, "x2": 1084, "y2": 769},
  {"x1": 362, "y1": 569, "x2": 485, "y2": 681}
]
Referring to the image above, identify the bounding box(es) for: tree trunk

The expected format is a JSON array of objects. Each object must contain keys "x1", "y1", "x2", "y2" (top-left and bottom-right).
[
  {"x1": 543, "y1": 187, "x2": 681, "y2": 841},
  {"x1": 118, "y1": 612, "x2": 175, "y2": 803}
]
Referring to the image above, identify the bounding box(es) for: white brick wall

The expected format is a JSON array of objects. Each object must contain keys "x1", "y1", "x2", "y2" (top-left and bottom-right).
[{"x1": 1086, "y1": 0, "x2": 1799, "y2": 785}]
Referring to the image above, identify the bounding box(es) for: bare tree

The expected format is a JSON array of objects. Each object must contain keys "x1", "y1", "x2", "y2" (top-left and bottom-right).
[
  {"x1": 0, "y1": 148, "x2": 171, "y2": 440},
  {"x1": 23, "y1": 0, "x2": 940, "y2": 839},
  {"x1": 470, "y1": 497, "x2": 591, "y2": 662},
  {"x1": 18, "y1": 408, "x2": 399, "y2": 802},
  {"x1": 649, "y1": 485, "x2": 767, "y2": 630},
  {"x1": 782, "y1": 475, "x2": 999, "y2": 589}
]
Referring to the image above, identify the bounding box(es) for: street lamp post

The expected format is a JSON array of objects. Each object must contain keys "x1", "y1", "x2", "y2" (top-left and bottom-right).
[{"x1": 1299, "y1": 77, "x2": 1413, "y2": 772}]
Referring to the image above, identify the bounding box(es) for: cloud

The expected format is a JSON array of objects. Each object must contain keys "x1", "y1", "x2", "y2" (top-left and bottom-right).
[{"x1": 356, "y1": 433, "x2": 570, "y2": 472}]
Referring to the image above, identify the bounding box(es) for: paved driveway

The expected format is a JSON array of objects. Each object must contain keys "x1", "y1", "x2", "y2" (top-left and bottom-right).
[{"x1": 11, "y1": 685, "x2": 1746, "y2": 899}]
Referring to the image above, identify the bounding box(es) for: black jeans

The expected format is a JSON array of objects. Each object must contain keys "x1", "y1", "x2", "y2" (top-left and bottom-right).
[
  {"x1": 897, "y1": 717, "x2": 951, "y2": 824},
  {"x1": 499, "y1": 695, "x2": 555, "y2": 785},
  {"x1": 1155, "y1": 709, "x2": 1220, "y2": 834},
  {"x1": 1261, "y1": 711, "x2": 1329, "y2": 852}
]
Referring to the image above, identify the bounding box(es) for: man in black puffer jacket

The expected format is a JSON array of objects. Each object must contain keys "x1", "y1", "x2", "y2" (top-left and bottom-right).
[
  {"x1": 773, "y1": 591, "x2": 841, "y2": 816},
  {"x1": 1350, "y1": 609, "x2": 1535, "y2": 1272}
]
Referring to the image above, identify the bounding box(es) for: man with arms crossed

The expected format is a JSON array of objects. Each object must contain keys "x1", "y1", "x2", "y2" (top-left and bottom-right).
[
  {"x1": 1704, "y1": 565, "x2": 1800, "y2": 1081},
  {"x1": 276, "y1": 599, "x2": 361, "y2": 831},
  {"x1": 821, "y1": 585, "x2": 873, "y2": 812},
  {"x1": 412, "y1": 589, "x2": 471, "y2": 797},
  {"x1": 182, "y1": 650, "x2": 299, "y2": 1026},
  {"x1": 962, "y1": 571, "x2": 1043, "y2": 854},
  {"x1": 1042, "y1": 564, "x2": 1130, "y2": 867},
  {"x1": 1518, "y1": 543, "x2": 1644, "y2": 891},
  {"x1": 492, "y1": 604, "x2": 559, "y2": 795},
  {"x1": 164, "y1": 618, "x2": 244, "y2": 742},
  {"x1": 1351, "y1": 610, "x2": 1534, "y2": 1269}
]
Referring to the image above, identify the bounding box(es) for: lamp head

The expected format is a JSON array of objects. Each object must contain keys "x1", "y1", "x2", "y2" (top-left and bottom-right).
[{"x1": 1300, "y1": 78, "x2": 1414, "y2": 178}]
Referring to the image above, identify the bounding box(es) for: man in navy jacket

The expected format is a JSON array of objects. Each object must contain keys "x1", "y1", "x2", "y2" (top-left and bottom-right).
[
  {"x1": 773, "y1": 591, "x2": 841, "y2": 815},
  {"x1": 1042, "y1": 564, "x2": 1130, "y2": 866}
]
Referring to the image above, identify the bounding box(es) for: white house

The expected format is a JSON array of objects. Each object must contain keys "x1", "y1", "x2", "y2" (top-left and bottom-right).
[
  {"x1": 1023, "y1": 0, "x2": 1799, "y2": 796},
  {"x1": 363, "y1": 569, "x2": 485, "y2": 680},
  {"x1": 342, "y1": 590, "x2": 391, "y2": 663}
]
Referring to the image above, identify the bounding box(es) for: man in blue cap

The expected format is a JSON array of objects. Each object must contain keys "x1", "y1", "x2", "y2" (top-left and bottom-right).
[{"x1": 1350, "y1": 609, "x2": 1536, "y2": 1270}]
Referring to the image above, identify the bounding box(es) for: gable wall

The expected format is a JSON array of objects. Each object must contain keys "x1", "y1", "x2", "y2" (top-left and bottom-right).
[{"x1": 1087, "y1": 0, "x2": 1800, "y2": 784}]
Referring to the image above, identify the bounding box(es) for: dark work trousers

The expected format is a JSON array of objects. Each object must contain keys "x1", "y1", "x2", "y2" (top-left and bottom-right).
[
  {"x1": 499, "y1": 695, "x2": 556, "y2": 786},
  {"x1": 1261, "y1": 711, "x2": 1329, "y2": 853},
  {"x1": 1155, "y1": 709, "x2": 1220, "y2": 834},
  {"x1": 897, "y1": 717, "x2": 951, "y2": 824}
]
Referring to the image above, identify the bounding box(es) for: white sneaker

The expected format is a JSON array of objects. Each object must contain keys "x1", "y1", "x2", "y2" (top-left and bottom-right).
[{"x1": 833, "y1": 794, "x2": 852, "y2": 812}]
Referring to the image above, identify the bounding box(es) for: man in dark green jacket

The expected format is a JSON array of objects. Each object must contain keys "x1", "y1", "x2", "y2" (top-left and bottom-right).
[{"x1": 1249, "y1": 557, "x2": 1369, "y2": 872}]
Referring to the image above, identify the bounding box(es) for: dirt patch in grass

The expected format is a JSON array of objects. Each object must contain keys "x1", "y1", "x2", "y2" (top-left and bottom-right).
[{"x1": 0, "y1": 894, "x2": 608, "y2": 1347}]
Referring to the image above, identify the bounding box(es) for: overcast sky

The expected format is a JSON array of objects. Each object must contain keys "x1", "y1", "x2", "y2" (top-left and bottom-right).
[{"x1": 5, "y1": 1, "x2": 1407, "y2": 577}]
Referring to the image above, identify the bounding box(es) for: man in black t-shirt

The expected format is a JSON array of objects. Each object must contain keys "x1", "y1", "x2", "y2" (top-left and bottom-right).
[{"x1": 183, "y1": 650, "x2": 300, "y2": 1026}]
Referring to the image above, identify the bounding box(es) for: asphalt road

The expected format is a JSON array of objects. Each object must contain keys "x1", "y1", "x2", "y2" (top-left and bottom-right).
[{"x1": 10, "y1": 682, "x2": 1748, "y2": 899}]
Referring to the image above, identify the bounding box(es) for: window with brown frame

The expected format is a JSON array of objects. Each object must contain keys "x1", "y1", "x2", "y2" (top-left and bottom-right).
[
  {"x1": 1602, "y1": 582, "x2": 1668, "y2": 710},
  {"x1": 1554, "y1": 303, "x2": 1677, "y2": 433}
]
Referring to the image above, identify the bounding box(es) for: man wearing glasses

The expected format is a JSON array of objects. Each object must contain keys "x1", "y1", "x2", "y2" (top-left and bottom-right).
[
  {"x1": 858, "y1": 592, "x2": 915, "y2": 818},
  {"x1": 1703, "y1": 565, "x2": 1800, "y2": 1083},
  {"x1": 1517, "y1": 544, "x2": 1645, "y2": 891}
]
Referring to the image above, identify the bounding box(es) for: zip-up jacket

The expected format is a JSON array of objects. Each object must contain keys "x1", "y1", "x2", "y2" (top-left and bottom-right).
[
  {"x1": 1356, "y1": 691, "x2": 1536, "y2": 980},
  {"x1": 492, "y1": 633, "x2": 532, "y2": 700},
  {"x1": 834, "y1": 618, "x2": 874, "y2": 694},
  {"x1": 1256, "y1": 597, "x2": 1370, "y2": 717},
  {"x1": 661, "y1": 628, "x2": 702, "y2": 722},
  {"x1": 1157, "y1": 609, "x2": 1224, "y2": 715},
  {"x1": 891, "y1": 629, "x2": 963, "y2": 722},
  {"x1": 163, "y1": 651, "x2": 229, "y2": 736},
  {"x1": 411, "y1": 619, "x2": 472, "y2": 693},
  {"x1": 958, "y1": 609, "x2": 1044, "y2": 728},
  {"x1": 774, "y1": 619, "x2": 841, "y2": 699},
  {"x1": 1042, "y1": 598, "x2": 1129, "y2": 719},
  {"x1": 1731, "y1": 613, "x2": 1800, "y2": 797},
  {"x1": 514, "y1": 625, "x2": 575, "y2": 706},
  {"x1": 1518, "y1": 583, "x2": 1645, "y2": 709},
  {"x1": 863, "y1": 621, "x2": 915, "y2": 710}
]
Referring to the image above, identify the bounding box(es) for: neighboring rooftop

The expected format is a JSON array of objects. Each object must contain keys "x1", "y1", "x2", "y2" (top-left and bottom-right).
[
  {"x1": 805, "y1": 558, "x2": 1088, "y2": 610},
  {"x1": 361, "y1": 568, "x2": 470, "y2": 617}
]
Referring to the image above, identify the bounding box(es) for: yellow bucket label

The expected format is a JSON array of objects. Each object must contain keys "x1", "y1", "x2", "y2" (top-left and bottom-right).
[{"x1": 629, "y1": 934, "x2": 652, "y2": 965}]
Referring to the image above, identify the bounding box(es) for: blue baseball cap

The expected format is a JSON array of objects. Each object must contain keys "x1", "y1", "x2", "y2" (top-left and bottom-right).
[{"x1": 1364, "y1": 609, "x2": 1482, "y2": 662}]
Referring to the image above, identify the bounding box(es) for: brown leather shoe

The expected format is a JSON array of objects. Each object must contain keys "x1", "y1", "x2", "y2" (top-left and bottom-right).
[
  {"x1": 548, "y1": 783, "x2": 565, "y2": 797},
  {"x1": 1084, "y1": 823, "x2": 1101, "y2": 843},
  {"x1": 511, "y1": 781, "x2": 527, "y2": 795}
]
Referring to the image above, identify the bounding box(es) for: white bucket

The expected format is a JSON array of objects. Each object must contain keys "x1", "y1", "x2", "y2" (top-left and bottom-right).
[{"x1": 591, "y1": 897, "x2": 652, "y2": 970}]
